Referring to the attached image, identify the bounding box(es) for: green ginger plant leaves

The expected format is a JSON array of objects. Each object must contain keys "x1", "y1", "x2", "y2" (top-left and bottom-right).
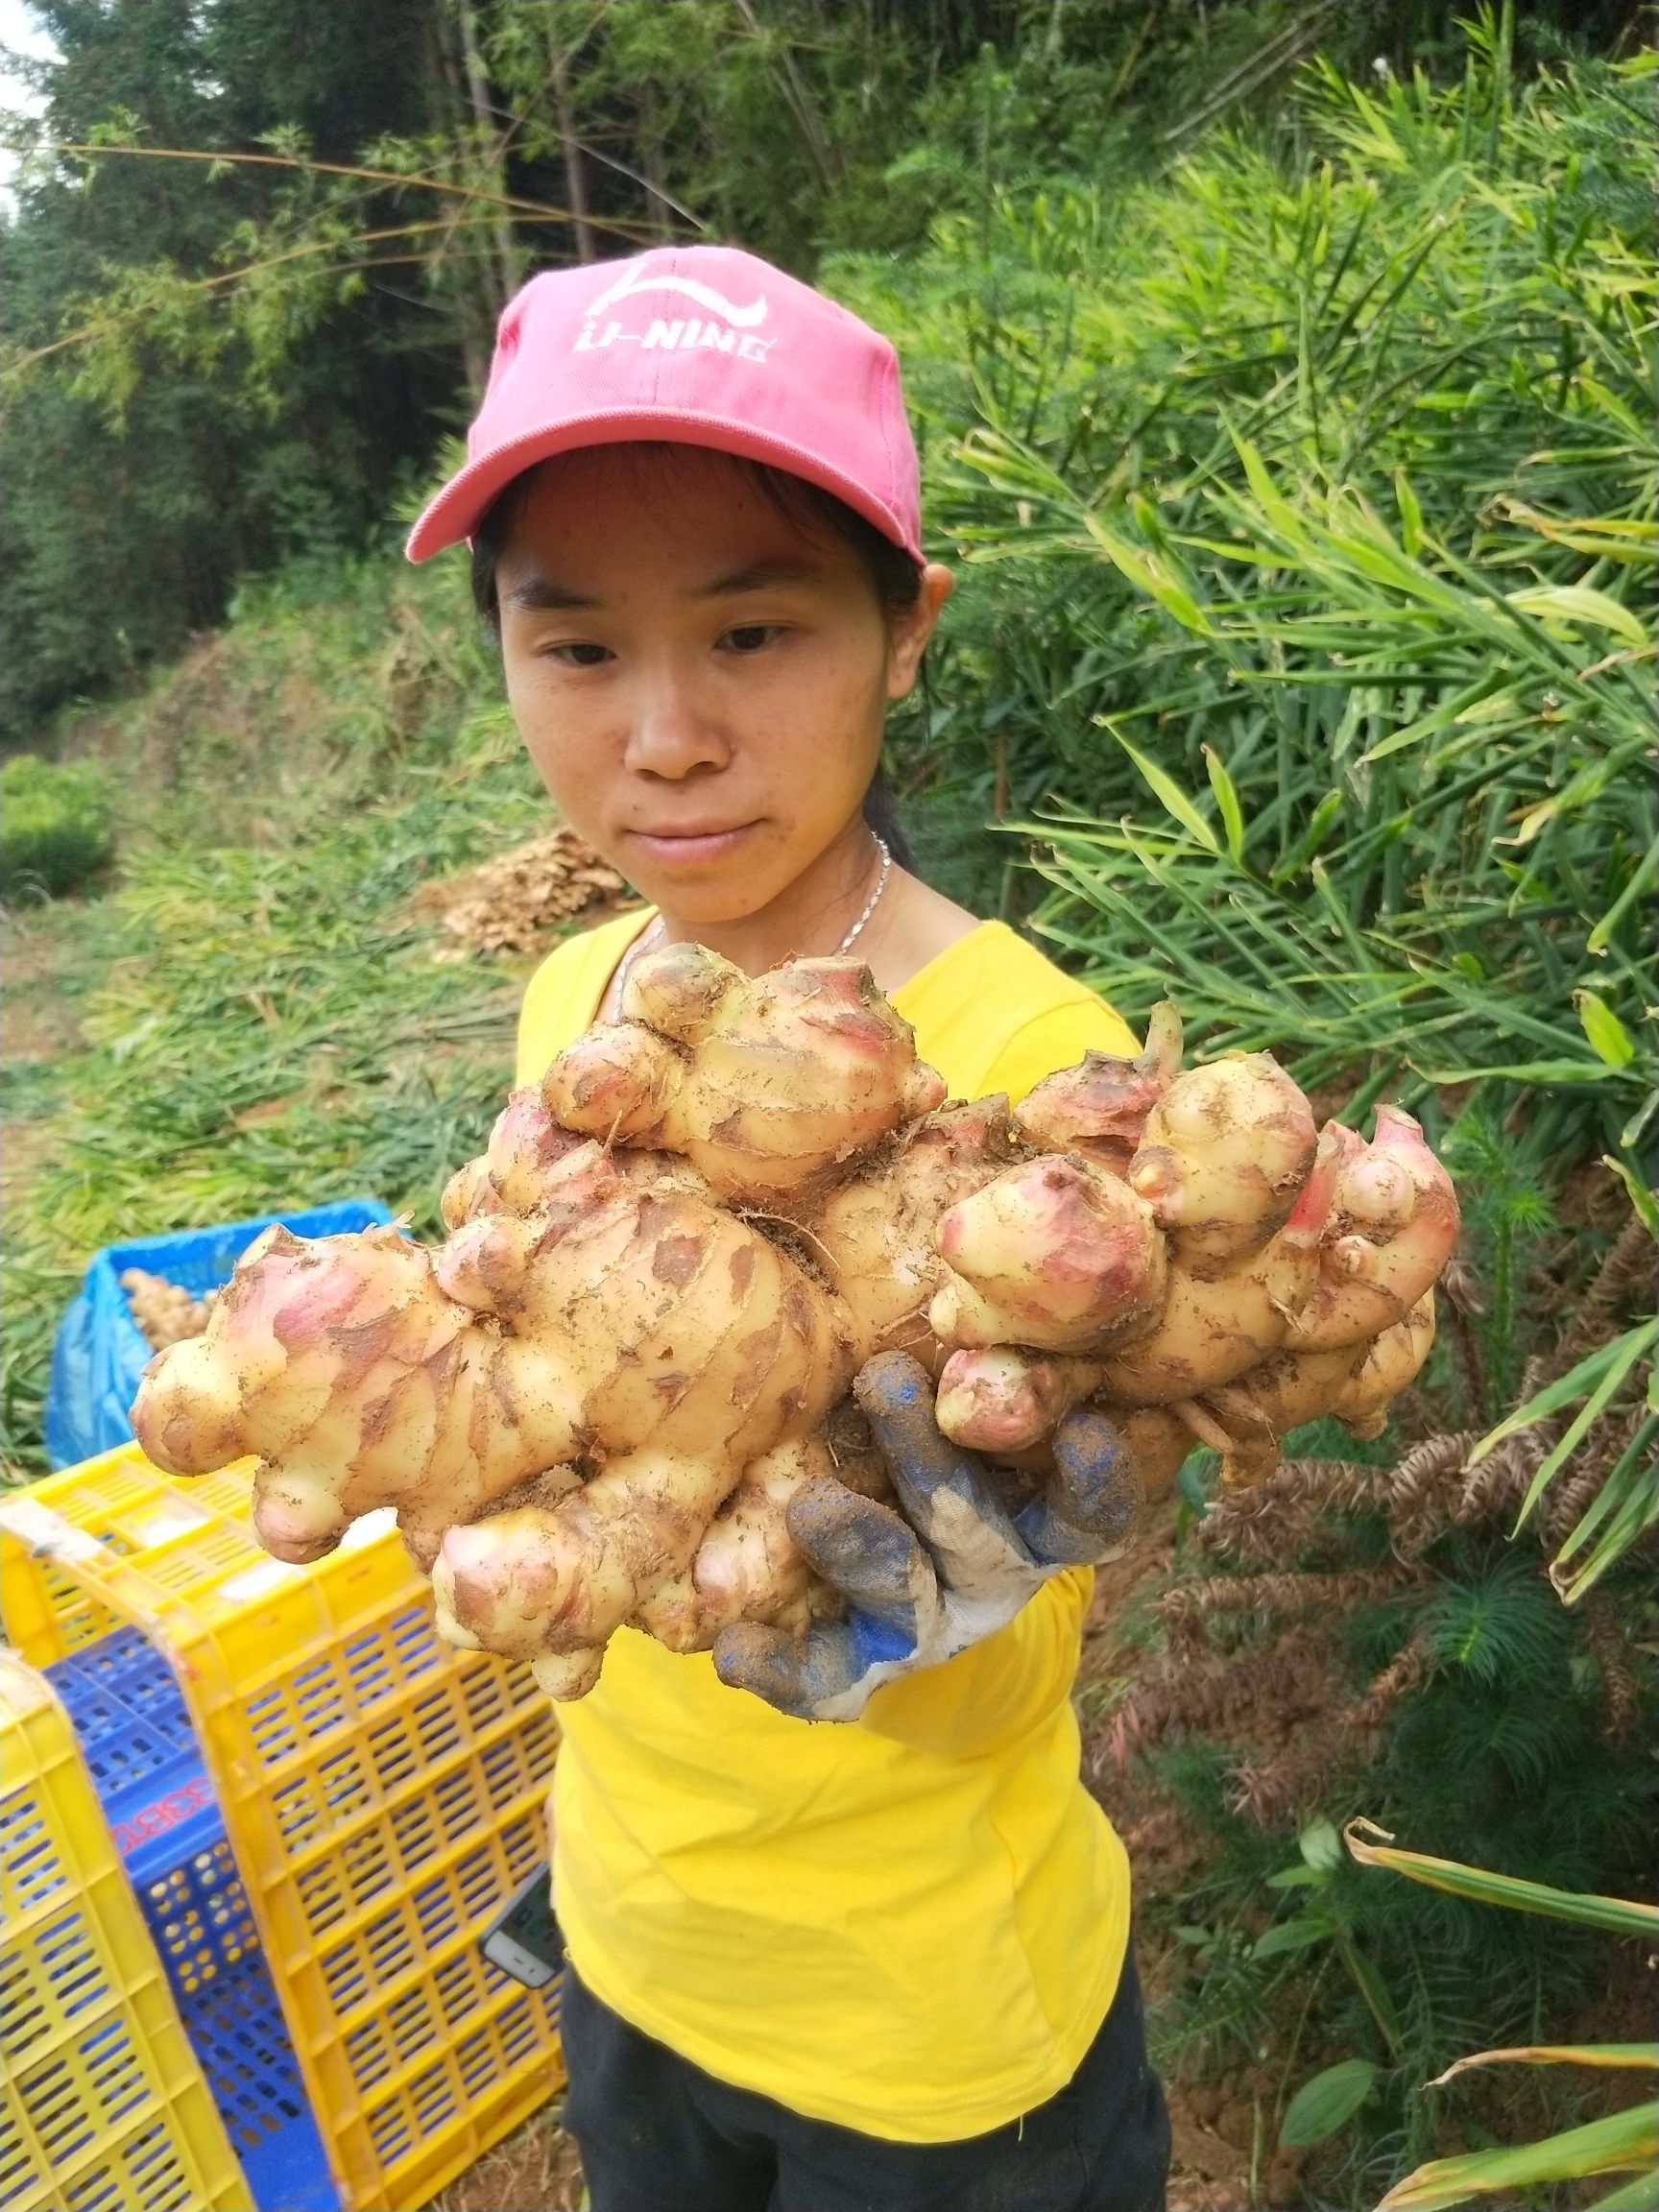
[
  {"x1": 1018, "y1": 461, "x2": 1654, "y2": 1162},
  {"x1": 834, "y1": 32, "x2": 1655, "y2": 1171},
  {"x1": 1469, "y1": 1316, "x2": 1659, "y2": 1602},
  {"x1": 1346, "y1": 1822, "x2": 1659, "y2": 2211}
]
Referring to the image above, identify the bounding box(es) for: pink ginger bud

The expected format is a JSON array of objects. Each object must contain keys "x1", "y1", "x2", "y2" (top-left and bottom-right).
[
  {"x1": 1128, "y1": 1052, "x2": 1315, "y2": 1271},
  {"x1": 935, "y1": 1346, "x2": 1103, "y2": 1453},
  {"x1": 543, "y1": 1023, "x2": 683, "y2": 1143},
  {"x1": 1014, "y1": 1001, "x2": 1183, "y2": 1170},
  {"x1": 931, "y1": 1154, "x2": 1166, "y2": 1354}
]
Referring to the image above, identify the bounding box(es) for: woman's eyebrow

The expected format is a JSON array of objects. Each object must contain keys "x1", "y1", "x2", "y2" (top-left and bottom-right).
[
  {"x1": 693, "y1": 558, "x2": 820, "y2": 597},
  {"x1": 503, "y1": 573, "x2": 598, "y2": 612}
]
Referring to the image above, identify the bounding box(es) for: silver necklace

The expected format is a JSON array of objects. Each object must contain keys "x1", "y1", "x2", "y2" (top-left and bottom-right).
[
  {"x1": 611, "y1": 834, "x2": 892, "y2": 1012},
  {"x1": 835, "y1": 833, "x2": 892, "y2": 956}
]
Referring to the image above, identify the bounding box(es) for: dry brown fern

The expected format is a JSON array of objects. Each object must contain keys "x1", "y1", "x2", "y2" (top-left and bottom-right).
[{"x1": 1083, "y1": 1205, "x2": 1655, "y2": 1827}]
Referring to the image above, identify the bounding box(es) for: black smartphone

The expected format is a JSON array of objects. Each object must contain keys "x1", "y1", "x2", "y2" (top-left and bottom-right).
[{"x1": 477, "y1": 1859, "x2": 565, "y2": 1990}]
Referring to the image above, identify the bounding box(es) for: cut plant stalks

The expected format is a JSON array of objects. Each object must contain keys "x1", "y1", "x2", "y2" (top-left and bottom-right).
[{"x1": 132, "y1": 955, "x2": 1458, "y2": 1695}]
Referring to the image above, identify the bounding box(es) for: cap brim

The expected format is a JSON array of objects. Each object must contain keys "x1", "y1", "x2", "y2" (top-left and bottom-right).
[{"x1": 404, "y1": 407, "x2": 922, "y2": 565}]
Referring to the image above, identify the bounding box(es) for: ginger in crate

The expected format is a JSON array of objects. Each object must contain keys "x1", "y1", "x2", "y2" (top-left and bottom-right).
[{"x1": 120, "y1": 1267, "x2": 220, "y2": 1352}]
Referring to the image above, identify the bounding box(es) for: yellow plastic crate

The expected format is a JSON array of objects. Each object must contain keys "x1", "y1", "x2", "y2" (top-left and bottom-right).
[
  {"x1": 0, "y1": 1447, "x2": 565, "y2": 2212},
  {"x1": 0, "y1": 1646, "x2": 245, "y2": 2212}
]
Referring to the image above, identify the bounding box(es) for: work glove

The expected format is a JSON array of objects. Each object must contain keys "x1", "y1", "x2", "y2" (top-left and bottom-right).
[{"x1": 711, "y1": 1349, "x2": 1142, "y2": 1721}]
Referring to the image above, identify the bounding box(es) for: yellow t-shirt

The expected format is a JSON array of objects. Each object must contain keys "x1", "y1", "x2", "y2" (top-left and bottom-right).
[{"x1": 517, "y1": 911, "x2": 1142, "y2": 2142}]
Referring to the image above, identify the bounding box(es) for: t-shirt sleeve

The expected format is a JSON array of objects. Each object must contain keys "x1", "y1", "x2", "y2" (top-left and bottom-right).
[
  {"x1": 979, "y1": 996, "x2": 1141, "y2": 1110},
  {"x1": 514, "y1": 917, "x2": 639, "y2": 1087},
  {"x1": 515, "y1": 950, "x2": 575, "y2": 1088}
]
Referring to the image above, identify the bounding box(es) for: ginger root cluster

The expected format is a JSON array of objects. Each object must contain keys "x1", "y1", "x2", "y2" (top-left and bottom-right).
[{"x1": 132, "y1": 948, "x2": 1458, "y2": 1697}]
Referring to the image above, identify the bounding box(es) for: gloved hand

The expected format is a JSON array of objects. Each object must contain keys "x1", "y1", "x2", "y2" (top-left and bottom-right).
[{"x1": 711, "y1": 1349, "x2": 1142, "y2": 1721}]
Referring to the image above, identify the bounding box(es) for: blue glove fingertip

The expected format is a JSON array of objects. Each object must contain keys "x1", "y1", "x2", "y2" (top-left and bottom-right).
[
  {"x1": 713, "y1": 1620, "x2": 860, "y2": 1717},
  {"x1": 847, "y1": 1609, "x2": 917, "y2": 1672},
  {"x1": 1022, "y1": 1405, "x2": 1143, "y2": 1562}
]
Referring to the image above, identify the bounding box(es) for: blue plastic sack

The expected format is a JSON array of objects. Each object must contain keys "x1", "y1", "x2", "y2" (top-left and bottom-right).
[{"x1": 44, "y1": 1199, "x2": 395, "y2": 1471}]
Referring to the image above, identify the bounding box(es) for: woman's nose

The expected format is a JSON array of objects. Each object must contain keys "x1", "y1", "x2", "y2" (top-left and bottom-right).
[{"x1": 623, "y1": 675, "x2": 731, "y2": 781}]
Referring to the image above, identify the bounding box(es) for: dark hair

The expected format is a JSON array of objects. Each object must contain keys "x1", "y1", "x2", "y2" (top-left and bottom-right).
[{"x1": 469, "y1": 445, "x2": 921, "y2": 868}]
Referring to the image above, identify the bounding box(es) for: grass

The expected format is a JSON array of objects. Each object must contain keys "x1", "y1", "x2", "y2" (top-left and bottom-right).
[{"x1": 0, "y1": 542, "x2": 549, "y2": 1470}]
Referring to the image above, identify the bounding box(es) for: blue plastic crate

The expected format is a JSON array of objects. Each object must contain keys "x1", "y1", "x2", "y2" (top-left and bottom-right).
[
  {"x1": 44, "y1": 1197, "x2": 396, "y2": 1470},
  {"x1": 182, "y1": 1967, "x2": 341, "y2": 2212},
  {"x1": 44, "y1": 1631, "x2": 341, "y2": 2212},
  {"x1": 50, "y1": 1626, "x2": 199, "y2": 1756}
]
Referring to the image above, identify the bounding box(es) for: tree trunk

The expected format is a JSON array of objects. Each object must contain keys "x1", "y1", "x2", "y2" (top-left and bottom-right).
[
  {"x1": 456, "y1": 0, "x2": 522, "y2": 304},
  {"x1": 545, "y1": 5, "x2": 595, "y2": 263},
  {"x1": 432, "y1": 1, "x2": 502, "y2": 398}
]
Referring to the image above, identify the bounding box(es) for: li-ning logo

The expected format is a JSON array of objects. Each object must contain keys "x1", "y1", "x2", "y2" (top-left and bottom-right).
[{"x1": 575, "y1": 260, "x2": 775, "y2": 363}]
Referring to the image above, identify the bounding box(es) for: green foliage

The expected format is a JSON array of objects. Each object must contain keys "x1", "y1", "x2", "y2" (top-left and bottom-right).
[
  {"x1": 0, "y1": 0, "x2": 452, "y2": 739},
  {"x1": 0, "y1": 541, "x2": 541, "y2": 1469},
  {"x1": 832, "y1": 29, "x2": 1655, "y2": 1177},
  {"x1": 0, "y1": 755, "x2": 115, "y2": 902},
  {"x1": 1345, "y1": 1828, "x2": 1659, "y2": 2211},
  {"x1": 1281, "y1": 2056, "x2": 1382, "y2": 2149},
  {"x1": 5, "y1": 2, "x2": 1644, "y2": 745},
  {"x1": 1473, "y1": 1317, "x2": 1659, "y2": 1601}
]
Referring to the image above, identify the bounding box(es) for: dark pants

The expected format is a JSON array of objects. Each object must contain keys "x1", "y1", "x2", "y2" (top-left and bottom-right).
[{"x1": 560, "y1": 1950, "x2": 1170, "y2": 2212}]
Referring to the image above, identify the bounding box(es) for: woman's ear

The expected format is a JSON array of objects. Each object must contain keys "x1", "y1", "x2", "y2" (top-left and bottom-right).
[{"x1": 886, "y1": 565, "x2": 954, "y2": 701}]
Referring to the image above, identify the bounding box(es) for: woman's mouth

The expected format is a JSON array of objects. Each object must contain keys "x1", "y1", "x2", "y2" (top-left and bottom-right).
[{"x1": 625, "y1": 823, "x2": 761, "y2": 869}]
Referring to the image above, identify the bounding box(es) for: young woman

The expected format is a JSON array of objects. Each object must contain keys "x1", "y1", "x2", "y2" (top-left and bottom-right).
[{"x1": 407, "y1": 245, "x2": 1170, "y2": 2212}]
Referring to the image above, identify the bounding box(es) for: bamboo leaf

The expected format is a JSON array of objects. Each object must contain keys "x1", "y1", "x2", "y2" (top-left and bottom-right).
[
  {"x1": 1411, "y1": 1060, "x2": 1618, "y2": 1087},
  {"x1": 1505, "y1": 584, "x2": 1650, "y2": 648},
  {"x1": 1376, "y1": 2102, "x2": 1658, "y2": 2209},
  {"x1": 1576, "y1": 992, "x2": 1640, "y2": 1068},
  {"x1": 1360, "y1": 669, "x2": 1522, "y2": 762},
  {"x1": 1102, "y1": 724, "x2": 1220, "y2": 852},
  {"x1": 1551, "y1": 1449, "x2": 1659, "y2": 1604},
  {"x1": 1394, "y1": 468, "x2": 1425, "y2": 555},
  {"x1": 1345, "y1": 1821, "x2": 1659, "y2": 1939},
  {"x1": 1588, "y1": 840, "x2": 1659, "y2": 954},
  {"x1": 1600, "y1": 1157, "x2": 1659, "y2": 1238},
  {"x1": 1271, "y1": 792, "x2": 1344, "y2": 886},
  {"x1": 1483, "y1": 1320, "x2": 1655, "y2": 1471},
  {"x1": 1461, "y1": 1319, "x2": 1657, "y2": 1536},
  {"x1": 1429, "y1": 2044, "x2": 1658, "y2": 2088},
  {"x1": 1081, "y1": 514, "x2": 1214, "y2": 634},
  {"x1": 1549, "y1": 1414, "x2": 1659, "y2": 1575},
  {"x1": 1202, "y1": 745, "x2": 1247, "y2": 864}
]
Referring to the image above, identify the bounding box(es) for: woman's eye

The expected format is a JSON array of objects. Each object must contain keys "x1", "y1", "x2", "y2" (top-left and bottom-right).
[
  {"x1": 722, "y1": 624, "x2": 777, "y2": 655},
  {"x1": 547, "y1": 640, "x2": 613, "y2": 667}
]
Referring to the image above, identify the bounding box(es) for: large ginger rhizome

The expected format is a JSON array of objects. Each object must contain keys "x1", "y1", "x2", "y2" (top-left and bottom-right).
[{"x1": 132, "y1": 947, "x2": 1458, "y2": 1695}]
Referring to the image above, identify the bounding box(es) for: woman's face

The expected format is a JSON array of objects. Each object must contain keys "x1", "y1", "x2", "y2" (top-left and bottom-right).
[{"x1": 493, "y1": 445, "x2": 947, "y2": 926}]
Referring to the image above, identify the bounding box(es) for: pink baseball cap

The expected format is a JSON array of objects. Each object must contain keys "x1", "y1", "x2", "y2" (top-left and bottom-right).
[{"x1": 405, "y1": 245, "x2": 922, "y2": 565}]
